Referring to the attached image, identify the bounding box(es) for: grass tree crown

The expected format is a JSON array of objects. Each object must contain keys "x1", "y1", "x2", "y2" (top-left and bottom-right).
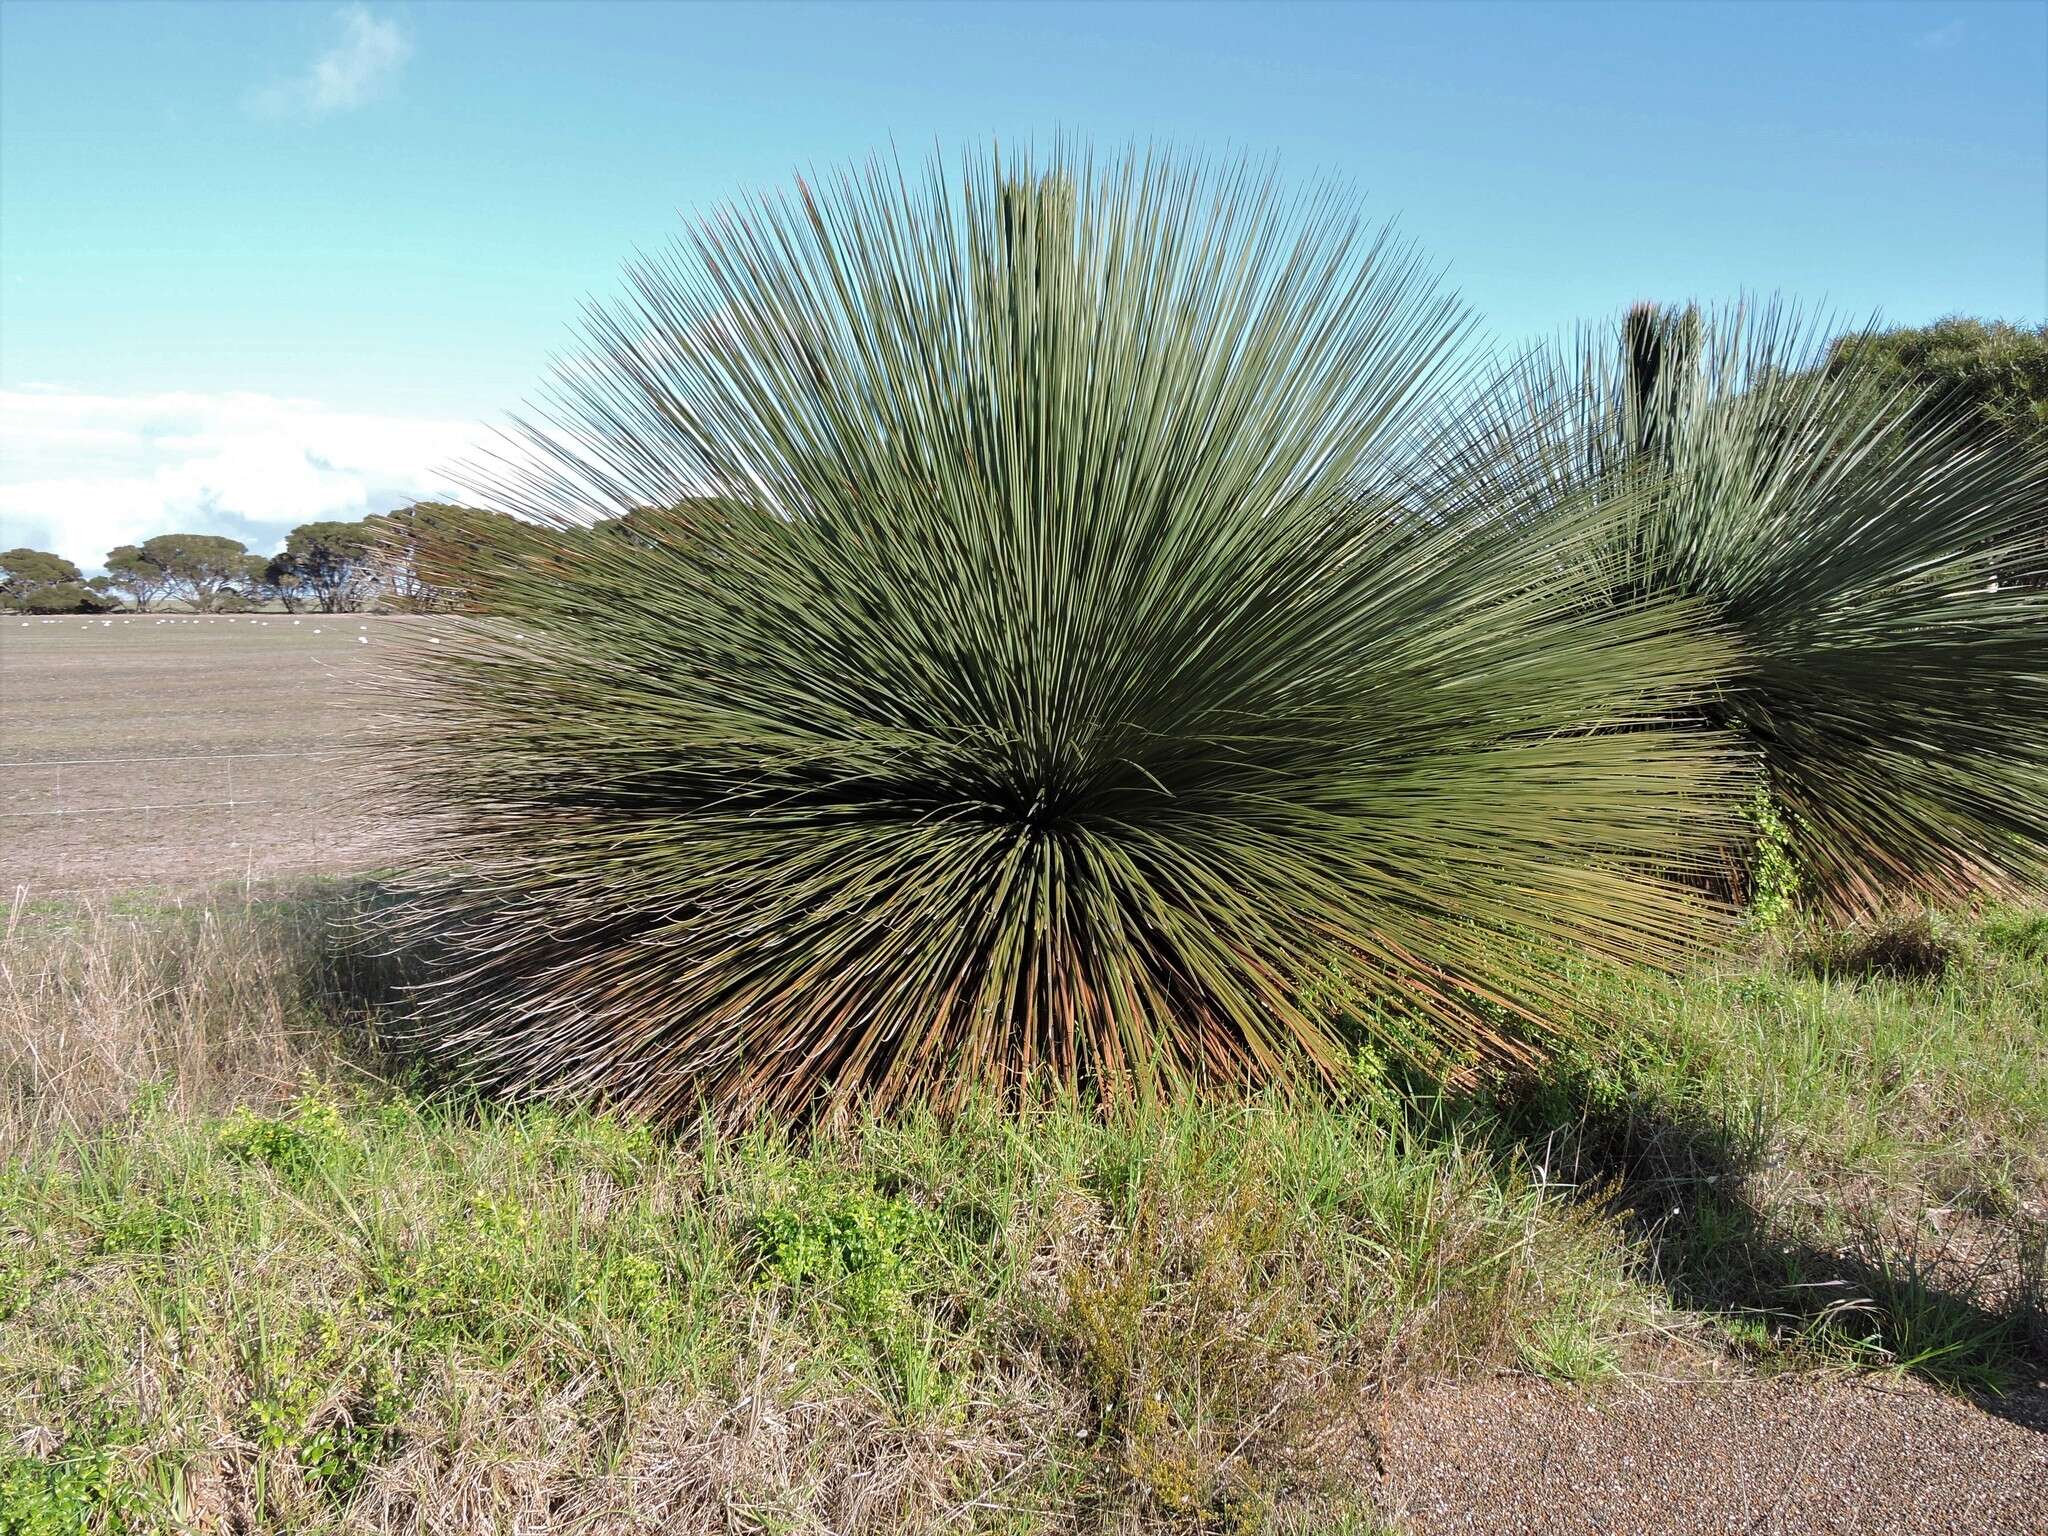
[
  {"x1": 1456, "y1": 300, "x2": 2048, "y2": 917},
  {"x1": 389, "y1": 146, "x2": 1741, "y2": 1121}
]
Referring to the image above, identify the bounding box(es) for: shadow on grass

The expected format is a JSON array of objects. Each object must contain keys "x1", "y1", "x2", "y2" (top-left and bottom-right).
[
  {"x1": 1452, "y1": 1055, "x2": 2048, "y2": 1420},
  {"x1": 289, "y1": 876, "x2": 467, "y2": 1095},
  {"x1": 295, "y1": 876, "x2": 637, "y2": 1119}
]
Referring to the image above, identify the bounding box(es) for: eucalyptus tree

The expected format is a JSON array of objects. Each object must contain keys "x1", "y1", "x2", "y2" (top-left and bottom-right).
[
  {"x1": 135, "y1": 533, "x2": 249, "y2": 612},
  {"x1": 284, "y1": 521, "x2": 382, "y2": 612},
  {"x1": 0, "y1": 548, "x2": 82, "y2": 609},
  {"x1": 101, "y1": 544, "x2": 174, "y2": 612}
]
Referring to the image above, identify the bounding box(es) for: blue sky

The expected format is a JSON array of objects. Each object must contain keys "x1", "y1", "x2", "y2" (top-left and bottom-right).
[{"x1": 2, "y1": 0, "x2": 2043, "y2": 566}]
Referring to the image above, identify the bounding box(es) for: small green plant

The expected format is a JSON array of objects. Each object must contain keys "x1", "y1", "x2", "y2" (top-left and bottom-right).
[
  {"x1": 1517, "y1": 1315, "x2": 1621, "y2": 1381},
  {"x1": 754, "y1": 1182, "x2": 932, "y2": 1321},
  {"x1": 127, "y1": 1080, "x2": 173, "y2": 1121},
  {"x1": 0, "y1": 1451, "x2": 126, "y2": 1536},
  {"x1": 215, "y1": 1089, "x2": 353, "y2": 1182},
  {"x1": 752, "y1": 1177, "x2": 954, "y2": 1418},
  {"x1": 1979, "y1": 907, "x2": 2048, "y2": 964},
  {"x1": 571, "y1": 1246, "x2": 675, "y2": 1331},
  {"x1": 382, "y1": 1193, "x2": 537, "y2": 1345},
  {"x1": 244, "y1": 1308, "x2": 406, "y2": 1504},
  {"x1": 1745, "y1": 785, "x2": 1802, "y2": 930},
  {"x1": 0, "y1": 1413, "x2": 144, "y2": 1536},
  {"x1": 0, "y1": 1256, "x2": 31, "y2": 1322},
  {"x1": 296, "y1": 1367, "x2": 405, "y2": 1502},
  {"x1": 559, "y1": 1108, "x2": 658, "y2": 1182},
  {"x1": 92, "y1": 1198, "x2": 199, "y2": 1257}
]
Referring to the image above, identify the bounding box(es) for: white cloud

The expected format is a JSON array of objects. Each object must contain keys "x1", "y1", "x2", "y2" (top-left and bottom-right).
[
  {"x1": 1916, "y1": 19, "x2": 1967, "y2": 51},
  {"x1": 0, "y1": 387, "x2": 489, "y2": 572},
  {"x1": 252, "y1": 5, "x2": 412, "y2": 119}
]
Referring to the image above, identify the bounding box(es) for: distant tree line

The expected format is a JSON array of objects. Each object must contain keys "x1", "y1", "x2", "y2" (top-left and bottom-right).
[
  {"x1": 13, "y1": 317, "x2": 2032, "y2": 617},
  {"x1": 1, "y1": 504, "x2": 506, "y2": 615},
  {"x1": 1, "y1": 500, "x2": 738, "y2": 615}
]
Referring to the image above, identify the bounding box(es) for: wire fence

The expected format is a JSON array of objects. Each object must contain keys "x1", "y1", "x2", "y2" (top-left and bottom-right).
[
  {"x1": 1, "y1": 749, "x2": 373, "y2": 821},
  {"x1": 4, "y1": 747, "x2": 392, "y2": 894}
]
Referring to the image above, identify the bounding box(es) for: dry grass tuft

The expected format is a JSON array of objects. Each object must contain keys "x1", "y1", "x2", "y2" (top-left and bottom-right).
[
  {"x1": 0, "y1": 887, "x2": 380, "y2": 1159},
  {"x1": 1786, "y1": 908, "x2": 1958, "y2": 982}
]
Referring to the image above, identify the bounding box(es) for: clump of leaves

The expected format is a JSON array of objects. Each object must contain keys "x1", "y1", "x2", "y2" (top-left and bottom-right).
[
  {"x1": 91, "y1": 1198, "x2": 201, "y2": 1257},
  {"x1": 215, "y1": 1089, "x2": 353, "y2": 1183},
  {"x1": 0, "y1": 1408, "x2": 145, "y2": 1536},
  {"x1": 754, "y1": 1178, "x2": 934, "y2": 1325},
  {"x1": 373, "y1": 1179, "x2": 681, "y2": 1357},
  {"x1": 381, "y1": 1193, "x2": 539, "y2": 1346},
  {"x1": 1744, "y1": 786, "x2": 1802, "y2": 931},
  {"x1": 386, "y1": 143, "x2": 1743, "y2": 1121},
  {"x1": 243, "y1": 1307, "x2": 406, "y2": 1505}
]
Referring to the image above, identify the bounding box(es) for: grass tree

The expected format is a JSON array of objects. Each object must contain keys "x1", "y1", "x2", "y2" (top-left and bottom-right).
[
  {"x1": 386, "y1": 147, "x2": 1741, "y2": 1122},
  {"x1": 1457, "y1": 301, "x2": 2048, "y2": 917}
]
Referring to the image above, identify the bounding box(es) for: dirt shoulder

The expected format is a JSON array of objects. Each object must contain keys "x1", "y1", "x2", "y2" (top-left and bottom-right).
[{"x1": 1375, "y1": 1372, "x2": 2048, "y2": 1535}]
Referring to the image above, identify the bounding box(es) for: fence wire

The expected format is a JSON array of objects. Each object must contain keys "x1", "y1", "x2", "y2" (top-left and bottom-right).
[{"x1": 4, "y1": 746, "x2": 391, "y2": 893}]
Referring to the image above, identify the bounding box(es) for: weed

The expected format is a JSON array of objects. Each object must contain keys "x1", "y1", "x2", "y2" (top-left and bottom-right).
[
  {"x1": 1743, "y1": 785, "x2": 1802, "y2": 931},
  {"x1": 0, "y1": 1410, "x2": 145, "y2": 1536},
  {"x1": 1055, "y1": 1162, "x2": 1368, "y2": 1527},
  {"x1": 243, "y1": 1307, "x2": 407, "y2": 1503},
  {"x1": 215, "y1": 1088, "x2": 354, "y2": 1182},
  {"x1": 754, "y1": 1178, "x2": 935, "y2": 1321},
  {"x1": 1979, "y1": 907, "x2": 2048, "y2": 964},
  {"x1": 381, "y1": 1192, "x2": 540, "y2": 1346},
  {"x1": 92, "y1": 1198, "x2": 201, "y2": 1257}
]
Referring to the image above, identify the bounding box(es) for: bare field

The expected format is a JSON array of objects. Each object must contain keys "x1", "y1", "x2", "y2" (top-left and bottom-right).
[{"x1": 1, "y1": 613, "x2": 423, "y2": 895}]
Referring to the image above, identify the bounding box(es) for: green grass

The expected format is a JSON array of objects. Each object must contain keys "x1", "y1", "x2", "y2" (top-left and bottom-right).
[
  {"x1": 0, "y1": 1087, "x2": 1635, "y2": 1532},
  {"x1": 1493, "y1": 905, "x2": 2048, "y2": 1389},
  {"x1": 2, "y1": 888, "x2": 2043, "y2": 1532}
]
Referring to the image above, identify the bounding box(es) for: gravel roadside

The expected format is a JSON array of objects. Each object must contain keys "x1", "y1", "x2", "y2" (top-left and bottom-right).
[{"x1": 1374, "y1": 1374, "x2": 2048, "y2": 1534}]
